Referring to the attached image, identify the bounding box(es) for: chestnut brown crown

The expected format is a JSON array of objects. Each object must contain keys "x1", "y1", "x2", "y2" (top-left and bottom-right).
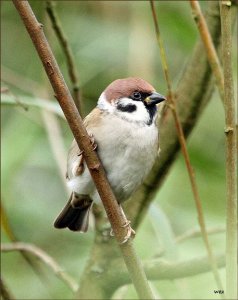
[{"x1": 104, "y1": 77, "x2": 156, "y2": 103}]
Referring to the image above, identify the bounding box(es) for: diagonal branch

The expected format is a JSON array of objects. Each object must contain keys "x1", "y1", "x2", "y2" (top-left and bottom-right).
[
  {"x1": 149, "y1": 0, "x2": 223, "y2": 293},
  {"x1": 175, "y1": 226, "x2": 225, "y2": 243},
  {"x1": 46, "y1": 0, "x2": 82, "y2": 115},
  {"x1": 0, "y1": 277, "x2": 15, "y2": 300},
  {"x1": 1, "y1": 200, "x2": 52, "y2": 290},
  {"x1": 1, "y1": 67, "x2": 68, "y2": 189},
  {"x1": 12, "y1": 1, "x2": 155, "y2": 299},
  {"x1": 1, "y1": 92, "x2": 64, "y2": 118},
  {"x1": 1, "y1": 242, "x2": 78, "y2": 293},
  {"x1": 190, "y1": 0, "x2": 224, "y2": 104}
]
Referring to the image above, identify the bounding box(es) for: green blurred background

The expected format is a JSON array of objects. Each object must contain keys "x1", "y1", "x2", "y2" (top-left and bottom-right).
[{"x1": 1, "y1": 1, "x2": 237, "y2": 299}]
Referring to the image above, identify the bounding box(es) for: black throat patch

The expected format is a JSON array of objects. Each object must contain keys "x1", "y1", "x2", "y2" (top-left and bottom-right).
[{"x1": 146, "y1": 105, "x2": 157, "y2": 126}]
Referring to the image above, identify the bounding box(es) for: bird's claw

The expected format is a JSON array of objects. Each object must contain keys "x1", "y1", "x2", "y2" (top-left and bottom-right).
[
  {"x1": 78, "y1": 149, "x2": 84, "y2": 156},
  {"x1": 120, "y1": 220, "x2": 136, "y2": 244},
  {"x1": 77, "y1": 134, "x2": 97, "y2": 156},
  {"x1": 109, "y1": 221, "x2": 136, "y2": 243},
  {"x1": 89, "y1": 133, "x2": 97, "y2": 151}
]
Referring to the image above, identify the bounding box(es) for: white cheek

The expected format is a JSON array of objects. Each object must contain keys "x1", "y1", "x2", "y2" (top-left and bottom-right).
[
  {"x1": 133, "y1": 101, "x2": 150, "y2": 123},
  {"x1": 116, "y1": 97, "x2": 151, "y2": 124}
]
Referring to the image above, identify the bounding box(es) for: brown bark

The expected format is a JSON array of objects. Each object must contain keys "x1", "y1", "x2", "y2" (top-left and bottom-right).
[{"x1": 220, "y1": 1, "x2": 237, "y2": 299}]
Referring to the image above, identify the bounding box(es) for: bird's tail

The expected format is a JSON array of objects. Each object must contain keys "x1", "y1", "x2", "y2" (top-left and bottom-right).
[{"x1": 54, "y1": 192, "x2": 92, "y2": 232}]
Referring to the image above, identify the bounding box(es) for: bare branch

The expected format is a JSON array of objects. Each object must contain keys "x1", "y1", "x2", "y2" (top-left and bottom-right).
[
  {"x1": 12, "y1": 1, "x2": 155, "y2": 299},
  {"x1": 1, "y1": 84, "x2": 28, "y2": 111},
  {"x1": 1, "y1": 67, "x2": 67, "y2": 188},
  {"x1": 1, "y1": 92, "x2": 64, "y2": 118},
  {"x1": 1, "y1": 242, "x2": 79, "y2": 293},
  {"x1": 190, "y1": 0, "x2": 224, "y2": 104},
  {"x1": 41, "y1": 110, "x2": 68, "y2": 189},
  {"x1": 1, "y1": 202, "x2": 17, "y2": 242},
  {"x1": 0, "y1": 277, "x2": 15, "y2": 300},
  {"x1": 220, "y1": 1, "x2": 237, "y2": 299},
  {"x1": 149, "y1": 0, "x2": 224, "y2": 293},
  {"x1": 144, "y1": 254, "x2": 225, "y2": 281},
  {"x1": 1, "y1": 201, "x2": 48, "y2": 285},
  {"x1": 175, "y1": 226, "x2": 225, "y2": 243},
  {"x1": 103, "y1": 253, "x2": 225, "y2": 294},
  {"x1": 46, "y1": 1, "x2": 82, "y2": 115}
]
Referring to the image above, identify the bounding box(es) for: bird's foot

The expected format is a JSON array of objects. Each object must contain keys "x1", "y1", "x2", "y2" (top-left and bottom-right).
[
  {"x1": 77, "y1": 134, "x2": 97, "y2": 156},
  {"x1": 120, "y1": 220, "x2": 136, "y2": 244},
  {"x1": 110, "y1": 221, "x2": 136, "y2": 243},
  {"x1": 78, "y1": 149, "x2": 84, "y2": 156},
  {"x1": 89, "y1": 133, "x2": 97, "y2": 151}
]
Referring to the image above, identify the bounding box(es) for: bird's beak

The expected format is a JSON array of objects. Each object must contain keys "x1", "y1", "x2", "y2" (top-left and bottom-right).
[{"x1": 144, "y1": 92, "x2": 166, "y2": 106}]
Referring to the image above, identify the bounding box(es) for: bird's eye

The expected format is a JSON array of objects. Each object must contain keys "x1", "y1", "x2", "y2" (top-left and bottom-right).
[{"x1": 132, "y1": 91, "x2": 142, "y2": 101}]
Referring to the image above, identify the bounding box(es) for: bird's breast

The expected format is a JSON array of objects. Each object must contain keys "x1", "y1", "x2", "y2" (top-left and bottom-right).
[{"x1": 90, "y1": 115, "x2": 159, "y2": 202}]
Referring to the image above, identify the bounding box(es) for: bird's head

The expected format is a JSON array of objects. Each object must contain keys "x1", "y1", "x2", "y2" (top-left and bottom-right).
[{"x1": 97, "y1": 77, "x2": 166, "y2": 125}]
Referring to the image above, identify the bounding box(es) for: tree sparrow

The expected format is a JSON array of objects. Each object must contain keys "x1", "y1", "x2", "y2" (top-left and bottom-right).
[{"x1": 54, "y1": 77, "x2": 166, "y2": 233}]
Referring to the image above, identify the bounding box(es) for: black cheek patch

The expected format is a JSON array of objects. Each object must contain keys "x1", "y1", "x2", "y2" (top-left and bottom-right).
[{"x1": 117, "y1": 103, "x2": 137, "y2": 113}]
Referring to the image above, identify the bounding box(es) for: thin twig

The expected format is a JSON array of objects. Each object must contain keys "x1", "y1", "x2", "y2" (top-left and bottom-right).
[
  {"x1": 1, "y1": 92, "x2": 64, "y2": 118},
  {"x1": 2, "y1": 65, "x2": 42, "y2": 92},
  {"x1": 150, "y1": 0, "x2": 224, "y2": 295},
  {"x1": 105, "y1": 253, "x2": 225, "y2": 287},
  {"x1": 1, "y1": 242, "x2": 79, "y2": 293},
  {"x1": 1, "y1": 202, "x2": 17, "y2": 242},
  {"x1": 190, "y1": 0, "x2": 224, "y2": 104},
  {"x1": 0, "y1": 201, "x2": 52, "y2": 293},
  {"x1": 1, "y1": 83, "x2": 28, "y2": 111},
  {"x1": 176, "y1": 226, "x2": 225, "y2": 243},
  {"x1": 12, "y1": 1, "x2": 155, "y2": 299},
  {"x1": 0, "y1": 277, "x2": 15, "y2": 300},
  {"x1": 41, "y1": 110, "x2": 69, "y2": 188},
  {"x1": 46, "y1": 1, "x2": 82, "y2": 115},
  {"x1": 220, "y1": 1, "x2": 237, "y2": 299},
  {"x1": 144, "y1": 253, "x2": 225, "y2": 281},
  {"x1": 1, "y1": 67, "x2": 68, "y2": 190}
]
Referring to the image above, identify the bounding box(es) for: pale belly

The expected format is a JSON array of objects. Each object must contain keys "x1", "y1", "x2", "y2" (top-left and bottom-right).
[
  {"x1": 67, "y1": 116, "x2": 159, "y2": 203},
  {"x1": 102, "y1": 146, "x2": 157, "y2": 202},
  {"x1": 95, "y1": 120, "x2": 158, "y2": 202}
]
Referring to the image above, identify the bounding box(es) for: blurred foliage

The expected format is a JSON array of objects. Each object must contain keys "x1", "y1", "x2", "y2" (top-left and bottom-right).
[{"x1": 1, "y1": 1, "x2": 237, "y2": 299}]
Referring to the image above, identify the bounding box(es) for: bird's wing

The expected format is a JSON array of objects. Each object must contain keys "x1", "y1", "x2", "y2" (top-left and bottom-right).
[
  {"x1": 66, "y1": 139, "x2": 84, "y2": 179},
  {"x1": 66, "y1": 108, "x2": 103, "y2": 180}
]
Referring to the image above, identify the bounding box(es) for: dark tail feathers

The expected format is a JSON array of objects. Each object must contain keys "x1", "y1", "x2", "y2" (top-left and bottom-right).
[{"x1": 54, "y1": 193, "x2": 92, "y2": 232}]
